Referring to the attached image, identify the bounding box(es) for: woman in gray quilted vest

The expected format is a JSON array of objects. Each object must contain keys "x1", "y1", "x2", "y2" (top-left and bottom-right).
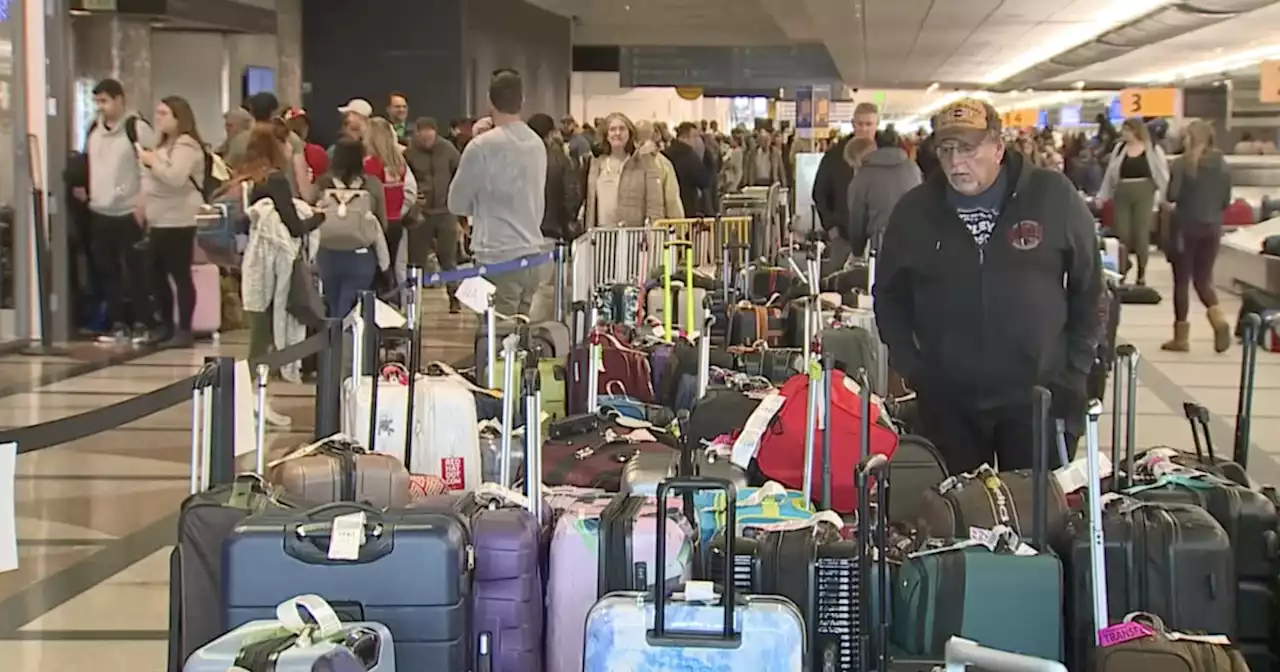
[{"x1": 313, "y1": 138, "x2": 390, "y2": 319}]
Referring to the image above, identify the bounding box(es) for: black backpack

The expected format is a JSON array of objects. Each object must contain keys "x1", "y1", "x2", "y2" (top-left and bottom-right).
[
  {"x1": 86, "y1": 115, "x2": 143, "y2": 152},
  {"x1": 190, "y1": 145, "x2": 224, "y2": 203}
]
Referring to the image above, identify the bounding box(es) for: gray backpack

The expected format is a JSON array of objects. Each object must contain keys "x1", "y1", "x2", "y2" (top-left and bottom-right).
[{"x1": 319, "y1": 177, "x2": 378, "y2": 250}]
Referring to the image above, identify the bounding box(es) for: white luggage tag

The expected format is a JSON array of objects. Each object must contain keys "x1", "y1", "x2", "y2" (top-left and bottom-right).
[
  {"x1": 680, "y1": 580, "x2": 719, "y2": 604},
  {"x1": 326, "y1": 512, "x2": 369, "y2": 562},
  {"x1": 729, "y1": 393, "x2": 786, "y2": 469},
  {"x1": 475, "y1": 482, "x2": 532, "y2": 510},
  {"x1": 967, "y1": 524, "x2": 1038, "y2": 556},
  {"x1": 742, "y1": 510, "x2": 844, "y2": 534},
  {"x1": 740, "y1": 481, "x2": 790, "y2": 506},
  {"x1": 274, "y1": 594, "x2": 345, "y2": 647}
]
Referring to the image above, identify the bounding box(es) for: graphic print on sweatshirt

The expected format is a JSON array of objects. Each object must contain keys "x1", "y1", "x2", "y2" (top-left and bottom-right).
[{"x1": 956, "y1": 206, "x2": 999, "y2": 247}]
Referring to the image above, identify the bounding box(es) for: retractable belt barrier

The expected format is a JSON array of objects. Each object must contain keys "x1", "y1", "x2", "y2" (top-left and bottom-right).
[{"x1": 0, "y1": 319, "x2": 345, "y2": 480}]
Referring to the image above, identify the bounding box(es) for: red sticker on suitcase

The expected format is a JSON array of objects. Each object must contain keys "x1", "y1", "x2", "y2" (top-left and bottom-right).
[
  {"x1": 1097, "y1": 622, "x2": 1155, "y2": 647},
  {"x1": 441, "y1": 457, "x2": 466, "y2": 490}
]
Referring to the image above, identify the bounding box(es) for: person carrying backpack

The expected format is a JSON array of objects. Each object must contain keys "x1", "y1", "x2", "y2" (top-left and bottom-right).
[
  {"x1": 79, "y1": 78, "x2": 157, "y2": 345},
  {"x1": 314, "y1": 138, "x2": 391, "y2": 319},
  {"x1": 140, "y1": 95, "x2": 208, "y2": 348}
]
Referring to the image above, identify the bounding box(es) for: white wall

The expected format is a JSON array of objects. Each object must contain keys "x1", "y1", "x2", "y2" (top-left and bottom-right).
[
  {"x1": 151, "y1": 32, "x2": 227, "y2": 145},
  {"x1": 569, "y1": 72, "x2": 731, "y2": 127}
]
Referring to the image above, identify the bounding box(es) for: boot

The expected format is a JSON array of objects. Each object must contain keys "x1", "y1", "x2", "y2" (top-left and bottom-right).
[
  {"x1": 1161, "y1": 321, "x2": 1191, "y2": 352},
  {"x1": 1207, "y1": 305, "x2": 1232, "y2": 353}
]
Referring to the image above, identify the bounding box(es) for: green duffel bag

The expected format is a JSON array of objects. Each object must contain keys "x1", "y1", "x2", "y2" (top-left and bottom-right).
[
  {"x1": 493, "y1": 356, "x2": 566, "y2": 419},
  {"x1": 891, "y1": 543, "x2": 1064, "y2": 662}
]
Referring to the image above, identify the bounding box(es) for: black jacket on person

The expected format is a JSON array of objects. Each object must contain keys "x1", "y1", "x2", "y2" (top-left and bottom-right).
[
  {"x1": 873, "y1": 151, "x2": 1102, "y2": 409},
  {"x1": 916, "y1": 133, "x2": 941, "y2": 182},
  {"x1": 542, "y1": 140, "x2": 584, "y2": 241},
  {"x1": 812, "y1": 136, "x2": 854, "y2": 234},
  {"x1": 664, "y1": 140, "x2": 712, "y2": 217}
]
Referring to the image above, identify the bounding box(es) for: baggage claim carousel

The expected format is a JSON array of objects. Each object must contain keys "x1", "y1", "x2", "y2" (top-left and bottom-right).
[{"x1": 1215, "y1": 156, "x2": 1280, "y2": 298}]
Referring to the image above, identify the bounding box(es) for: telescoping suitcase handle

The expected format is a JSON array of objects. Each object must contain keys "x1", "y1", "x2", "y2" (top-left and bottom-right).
[
  {"x1": 856, "y1": 450, "x2": 890, "y2": 672},
  {"x1": 651, "y1": 477, "x2": 738, "y2": 646},
  {"x1": 1083, "y1": 399, "x2": 1112, "y2": 647},
  {"x1": 1234, "y1": 312, "x2": 1274, "y2": 468},
  {"x1": 1111, "y1": 344, "x2": 1139, "y2": 488}
]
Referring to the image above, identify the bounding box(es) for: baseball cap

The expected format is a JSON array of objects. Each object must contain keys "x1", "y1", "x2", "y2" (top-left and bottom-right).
[
  {"x1": 282, "y1": 107, "x2": 307, "y2": 121},
  {"x1": 338, "y1": 98, "x2": 374, "y2": 118},
  {"x1": 935, "y1": 97, "x2": 1001, "y2": 143}
]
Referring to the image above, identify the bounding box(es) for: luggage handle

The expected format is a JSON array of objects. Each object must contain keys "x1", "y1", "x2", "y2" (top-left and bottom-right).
[
  {"x1": 522, "y1": 364, "x2": 545, "y2": 525},
  {"x1": 696, "y1": 316, "x2": 713, "y2": 401},
  {"x1": 943, "y1": 636, "x2": 1068, "y2": 672},
  {"x1": 1182, "y1": 402, "x2": 1216, "y2": 465},
  {"x1": 1083, "y1": 399, "x2": 1111, "y2": 643},
  {"x1": 1030, "y1": 386, "x2": 1052, "y2": 551},
  {"x1": 820, "y1": 351, "x2": 835, "y2": 510},
  {"x1": 253, "y1": 363, "x2": 269, "y2": 476},
  {"x1": 856, "y1": 452, "x2": 890, "y2": 672},
  {"x1": 650, "y1": 477, "x2": 738, "y2": 648},
  {"x1": 189, "y1": 362, "x2": 218, "y2": 494},
  {"x1": 286, "y1": 512, "x2": 392, "y2": 565},
  {"x1": 403, "y1": 268, "x2": 424, "y2": 470},
  {"x1": 1113, "y1": 344, "x2": 1139, "y2": 488},
  {"x1": 1234, "y1": 312, "x2": 1270, "y2": 467},
  {"x1": 498, "y1": 333, "x2": 520, "y2": 489}
]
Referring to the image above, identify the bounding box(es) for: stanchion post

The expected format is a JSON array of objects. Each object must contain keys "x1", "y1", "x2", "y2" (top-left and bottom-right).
[
  {"x1": 554, "y1": 241, "x2": 567, "y2": 323},
  {"x1": 359, "y1": 290, "x2": 378, "y2": 378},
  {"x1": 314, "y1": 318, "x2": 344, "y2": 439},
  {"x1": 207, "y1": 356, "x2": 237, "y2": 487}
]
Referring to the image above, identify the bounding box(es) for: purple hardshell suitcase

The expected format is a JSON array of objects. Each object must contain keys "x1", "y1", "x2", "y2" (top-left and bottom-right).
[{"x1": 413, "y1": 488, "x2": 549, "y2": 672}]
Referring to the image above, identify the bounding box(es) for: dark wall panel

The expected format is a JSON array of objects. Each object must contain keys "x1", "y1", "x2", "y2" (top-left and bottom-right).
[
  {"x1": 301, "y1": 0, "x2": 465, "y2": 144},
  {"x1": 464, "y1": 0, "x2": 571, "y2": 119}
]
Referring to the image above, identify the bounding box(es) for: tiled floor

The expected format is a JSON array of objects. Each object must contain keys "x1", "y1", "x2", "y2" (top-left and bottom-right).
[{"x1": 1, "y1": 259, "x2": 1277, "y2": 670}]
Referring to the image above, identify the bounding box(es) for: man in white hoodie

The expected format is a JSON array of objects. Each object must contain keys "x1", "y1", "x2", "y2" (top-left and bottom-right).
[{"x1": 77, "y1": 78, "x2": 156, "y2": 345}]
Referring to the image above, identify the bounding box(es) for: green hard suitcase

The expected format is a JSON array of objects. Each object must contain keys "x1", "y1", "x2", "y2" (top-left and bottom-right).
[
  {"x1": 889, "y1": 386, "x2": 1065, "y2": 662},
  {"x1": 494, "y1": 356, "x2": 566, "y2": 418}
]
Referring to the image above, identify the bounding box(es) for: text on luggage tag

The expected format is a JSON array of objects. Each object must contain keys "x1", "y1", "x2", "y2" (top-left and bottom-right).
[
  {"x1": 441, "y1": 457, "x2": 466, "y2": 491},
  {"x1": 1097, "y1": 622, "x2": 1156, "y2": 647}
]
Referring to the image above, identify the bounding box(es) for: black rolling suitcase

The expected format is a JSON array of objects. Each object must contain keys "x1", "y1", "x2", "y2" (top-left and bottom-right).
[
  {"x1": 705, "y1": 356, "x2": 879, "y2": 671},
  {"x1": 1066, "y1": 400, "x2": 1237, "y2": 669},
  {"x1": 1111, "y1": 340, "x2": 1278, "y2": 669},
  {"x1": 168, "y1": 365, "x2": 298, "y2": 672}
]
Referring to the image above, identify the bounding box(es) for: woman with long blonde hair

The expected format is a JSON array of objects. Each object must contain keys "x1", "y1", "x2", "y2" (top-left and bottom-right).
[
  {"x1": 1160, "y1": 119, "x2": 1233, "y2": 353},
  {"x1": 364, "y1": 117, "x2": 418, "y2": 273}
]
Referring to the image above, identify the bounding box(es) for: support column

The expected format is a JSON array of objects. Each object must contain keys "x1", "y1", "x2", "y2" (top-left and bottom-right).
[
  {"x1": 275, "y1": 0, "x2": 303, "y2": 107},
  {"x1": 71, "y1": 15, "x2": 153, "y2": 116}
]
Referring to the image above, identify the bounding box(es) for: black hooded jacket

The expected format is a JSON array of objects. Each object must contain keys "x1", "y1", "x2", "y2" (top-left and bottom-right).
[{"x1": 873, "y1": 152, "x2": 1102, "y2": 408}]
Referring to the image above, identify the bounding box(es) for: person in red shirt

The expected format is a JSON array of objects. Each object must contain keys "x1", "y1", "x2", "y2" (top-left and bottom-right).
[
  {"x1": 363, "y1": 117, "x2": 417, "y2": 280},
  {"x1": 283, "y1": 108, "x2": 329, "y2": 183}
]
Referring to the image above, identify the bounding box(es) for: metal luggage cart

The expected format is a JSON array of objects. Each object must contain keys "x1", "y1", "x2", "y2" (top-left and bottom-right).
[
  {"x1": 569, "y1": 225, "x2": 670, "y2": 303},
  {"x1": 722, "y1": 182, "x2": 785, "y2": 261},
  {"x1": 652, "y1": 217, "x2": 752, "y2": 269}
]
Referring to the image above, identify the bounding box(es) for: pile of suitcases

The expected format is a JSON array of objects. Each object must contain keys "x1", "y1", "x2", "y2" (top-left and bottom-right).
[{"x1": 167, "y1": 221, "x2": 1278, "y2": 671}]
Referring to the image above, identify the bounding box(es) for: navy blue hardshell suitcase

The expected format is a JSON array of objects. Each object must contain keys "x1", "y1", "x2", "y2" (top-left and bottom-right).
[{"x1": 223, "y1": 503, "x2": 472, "y2": 671}]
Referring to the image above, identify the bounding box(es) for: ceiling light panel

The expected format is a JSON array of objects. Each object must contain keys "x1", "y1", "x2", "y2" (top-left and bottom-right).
[
  {"x1": 979, "y1": 0, "x2": 1177, "y2": 83},
  {"x1": 1136, "y1": 42, "x2": 1280, "y2": 82}
]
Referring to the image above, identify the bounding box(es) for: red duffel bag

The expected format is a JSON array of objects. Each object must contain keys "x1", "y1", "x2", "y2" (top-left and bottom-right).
[{"x1": 754, "y1": 370, "x2": 898, "y2": 512}]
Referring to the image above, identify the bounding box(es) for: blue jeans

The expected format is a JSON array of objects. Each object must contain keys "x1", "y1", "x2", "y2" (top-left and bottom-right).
[{"x1": 318, "y1": 247, "x2": 377, "y2": 320}]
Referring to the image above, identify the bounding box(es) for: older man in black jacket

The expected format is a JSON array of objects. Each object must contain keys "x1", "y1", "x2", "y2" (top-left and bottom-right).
[{"x1": 874, "y1": 98, "x2": 1102, "y2": 473}]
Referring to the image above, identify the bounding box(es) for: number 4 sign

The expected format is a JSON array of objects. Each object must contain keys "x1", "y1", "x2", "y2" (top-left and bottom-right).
[{"x1": 1261, "y1": 60, "x2": 1280, "y2": 104}]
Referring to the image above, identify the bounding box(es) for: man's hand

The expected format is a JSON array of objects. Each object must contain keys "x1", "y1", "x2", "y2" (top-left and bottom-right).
[
  {"x1": 133, "y1": 202, "x2": 146, "y2": 225},
  {"x1": 473, "y1": 117, "x2": 494, "y2": 135},
  {"x1": 71, "y1": 186, "x2": 87, "y2": 202}
]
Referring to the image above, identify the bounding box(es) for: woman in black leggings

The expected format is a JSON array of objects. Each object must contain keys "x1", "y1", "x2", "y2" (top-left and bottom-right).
[
  {"x1": 1162, "y1": 119, "x2": 1233, "y2": 353},
  {"x1": 140, "y1": 95, "x2": 206, "y2": 347}
]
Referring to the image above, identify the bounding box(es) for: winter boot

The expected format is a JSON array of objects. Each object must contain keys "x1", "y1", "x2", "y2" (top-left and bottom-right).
[
  {"x1": 1161, "y1": 321, "x2": 1191, "y2": 352},
  {"x1": 1207, "y1": 305, "x2": 1231, "y2": 353}
]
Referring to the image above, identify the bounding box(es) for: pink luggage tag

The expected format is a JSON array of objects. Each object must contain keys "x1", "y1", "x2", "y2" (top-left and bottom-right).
[{"x1": 1097, "y1": 621, "x2": 1155, "y2": 647}]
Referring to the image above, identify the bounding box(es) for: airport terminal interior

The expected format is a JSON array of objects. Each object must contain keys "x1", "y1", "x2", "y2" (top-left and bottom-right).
[{"x1": 0, "y1": 0, "x2": 1279, "y2": 669}]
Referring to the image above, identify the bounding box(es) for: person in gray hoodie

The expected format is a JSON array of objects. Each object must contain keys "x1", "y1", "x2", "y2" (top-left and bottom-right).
[
  {"x1": 847, "y1": 130, "x2": 923, "y2": 255},
  {"x1": 448, "y1": 70, "x2": 546, "y2": 319},
  {"x1": 79, "y1": 78, "x2": 156, "y2": 345},
  {"x1": 140, "y1": 95, "x2": 207, "y2": 347}
]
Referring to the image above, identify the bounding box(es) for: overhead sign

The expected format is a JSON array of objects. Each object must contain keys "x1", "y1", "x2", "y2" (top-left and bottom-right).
[
  {"x1": 1002, "y1": 109, "x2": 1038, "y2": 128},
  {"x1": 1260, "y1": 61, "x2": 1280, "y2": 103},
  {"x1": 620, "y1": 46, "x2": 840, "y2": 89},
  {"x1": 1059, "y1": 105, "x2": 1081, "y2": 126},
  {"x1": 1118, "y1": 88, "x2": 1179, "y2": 118}
]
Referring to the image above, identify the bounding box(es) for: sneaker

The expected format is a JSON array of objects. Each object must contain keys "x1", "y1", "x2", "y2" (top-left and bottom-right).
[
  {"x1": 96, "y1": 323, "x2": 130, "y2": 345},
  {"x1": 164, "y1": 329, "x2": 195, "y2": 348},
  {"x1": 448, "y1": 296, "x2": 462, "y2": 314},
  {"x1": 130, "y1": 323, "x2": 158, "y2": 346},
  {"x1": 258, "y1": 402, "x2": 293, "y2": 429}
]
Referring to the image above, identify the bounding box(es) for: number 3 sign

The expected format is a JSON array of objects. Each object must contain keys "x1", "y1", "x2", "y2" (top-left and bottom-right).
[{"x1": 1118, "y1": 88, "x2": 1179, "y2": 118}]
